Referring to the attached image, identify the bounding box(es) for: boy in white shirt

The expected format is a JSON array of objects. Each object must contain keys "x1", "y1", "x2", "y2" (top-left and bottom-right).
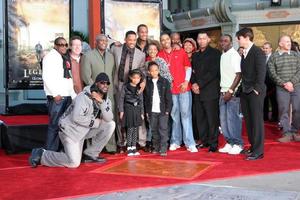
[{"x1": 144, "y1": 61, "x2": 172, "y2": 156}]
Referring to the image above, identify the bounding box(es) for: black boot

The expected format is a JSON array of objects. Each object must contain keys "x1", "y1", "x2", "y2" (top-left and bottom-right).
[{"x1": 144, "y1": 141, "x2": 152, "y2": 152}]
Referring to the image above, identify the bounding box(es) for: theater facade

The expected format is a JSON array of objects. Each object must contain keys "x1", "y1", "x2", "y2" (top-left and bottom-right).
[{"x1": 0, "y1": 0, "x2": 299, "y2": 113}]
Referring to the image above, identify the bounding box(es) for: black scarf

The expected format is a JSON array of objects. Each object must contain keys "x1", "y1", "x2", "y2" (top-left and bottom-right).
[
  {"x1": 84, "y1": 90, "x2": 101, "y2": 118},
  {"x1": 118, "y1": 45, "x2": 135, "y2": 82},
  {"x1": 62, "y1": 54, "x2": 72, "y2": 79}
]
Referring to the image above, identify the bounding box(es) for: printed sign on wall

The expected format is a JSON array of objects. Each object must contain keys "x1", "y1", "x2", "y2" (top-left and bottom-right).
[{"x1": 6, "y1": 0, "x2": 70, "y2": 89}]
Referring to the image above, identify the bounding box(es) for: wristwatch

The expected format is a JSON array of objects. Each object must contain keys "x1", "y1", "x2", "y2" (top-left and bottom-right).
[{"x1": 228, "y1": 89, "x2": 234, "y2": 94}]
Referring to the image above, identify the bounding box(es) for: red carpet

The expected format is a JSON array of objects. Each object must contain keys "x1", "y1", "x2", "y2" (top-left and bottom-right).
[
  {"x1": 0, "y1": 115, "x2": 48, "y2": 126},
  {"x1": 1, "y1": 122, "x2": 300, "y2": 200}
]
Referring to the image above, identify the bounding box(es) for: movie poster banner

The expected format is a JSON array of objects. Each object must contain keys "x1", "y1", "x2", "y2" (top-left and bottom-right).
[
  {"x1": 104, "y1": 0, "x2": 160, "y2": 44},
  {"x1": 6, "y1": 0, "x2": 70, "y2": 89}
]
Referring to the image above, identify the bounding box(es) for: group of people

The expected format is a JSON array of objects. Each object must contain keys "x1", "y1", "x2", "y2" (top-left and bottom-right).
[{"x1": 28, "y1": 24, "x2": 300, "y2": 168}]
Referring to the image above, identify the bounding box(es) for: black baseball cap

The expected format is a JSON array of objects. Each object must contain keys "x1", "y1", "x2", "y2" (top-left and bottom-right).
[{"x1": 95, "y1": 73, "x2": 110, "y2": 84}]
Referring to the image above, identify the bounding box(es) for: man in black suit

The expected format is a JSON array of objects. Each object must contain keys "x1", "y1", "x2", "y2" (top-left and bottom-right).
[
  {"x1": 236, "y1": 28, "x2": 266, "y2": 160},
  {"x1": 191, "y1": 32, "x2": 221, "y2": 152},
  {"x1": 262, "y1": 42, "x2": 278, "y2": 122}
]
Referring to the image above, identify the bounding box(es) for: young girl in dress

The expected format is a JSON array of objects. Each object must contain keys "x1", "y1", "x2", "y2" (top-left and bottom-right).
[{"x1": 119, "y1": 69, "x2": 144, "y2": 156}]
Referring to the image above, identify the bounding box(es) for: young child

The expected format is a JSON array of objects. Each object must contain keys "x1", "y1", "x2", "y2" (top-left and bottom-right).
[
  {"x1": 144, "y1": 61, "x2": 172, "y2": 156},
  {"x1": 119, "y1": 69, "x2": 144, "y2": 156}
]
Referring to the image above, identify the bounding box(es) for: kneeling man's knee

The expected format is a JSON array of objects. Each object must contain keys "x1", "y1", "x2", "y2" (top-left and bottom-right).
[
  {"x1": 107, "y1": 121, "x2": 116, "y2": 134},
  {"x1": 67, "y1": 161, "x2": 80, "y2": 168}
]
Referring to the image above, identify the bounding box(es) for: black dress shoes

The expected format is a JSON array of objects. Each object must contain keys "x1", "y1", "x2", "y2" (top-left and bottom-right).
[
  {"x1": 144, "y1": 141, "x2": 153, "y2": 152},
  {"x1": 81, "y1": 154, "x2": 107, "y2": 163},
  {"x1": 143, "y1": 145, "x2": 152, "y2": 153},
  {"x1": 196, "y1": 143, "x2": 209, "y2": 149},
  {"x1": 208, "y1": 147, "x2": 218, "y2": 153},
  {"x1": 241, "y1": 149, "x2": 252, "y2": 156},
  {"x1": 29, "y1": 148, "x2": 45, "y2": 168},
  {"x1": 245, "y1": 154, "x2": 264, "y2": 161},
  {"x1": 118, "y1": 146, "x2": 126, "y2": 154}
]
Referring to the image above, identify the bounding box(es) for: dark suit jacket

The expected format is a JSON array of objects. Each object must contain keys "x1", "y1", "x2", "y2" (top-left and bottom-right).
[
  {"x1": 191, "y1": 46, "x2": 221, "y2": 101},
  {"x1": 144, "y1": 76, "x2": 172, "y2": 114},
  {"x1": 241, "y1": 44, "x2": 266, "y2": 94},
  {"x1": 265, "y1": 53, "x2": 276, "y2": 90},
  {"x1": 111, "y1": 44, "x2": 146, "y2": 92}
]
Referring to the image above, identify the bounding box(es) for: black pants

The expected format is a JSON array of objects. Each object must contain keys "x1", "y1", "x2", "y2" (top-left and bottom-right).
[
  {"x1": 263, "y1": 88, "x2": 278, "y2": 121},
  {"x1": 150, "y1": 112, "x2": 169, "y2": 153},
  {"x1": 193, "y1": 97, "x2": 219, "y2": 148},
  {"x1": 241, "y1": 91, "x2": 265, "y2": 155}
]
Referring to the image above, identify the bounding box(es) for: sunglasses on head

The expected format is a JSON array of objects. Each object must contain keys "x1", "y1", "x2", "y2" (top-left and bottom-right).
[
  {"x1": 99, "y1": 81, "x2": 110, "y2": 85},
  {"x1": 56, "y1": 43, "x2": 68, "y2": 47}
]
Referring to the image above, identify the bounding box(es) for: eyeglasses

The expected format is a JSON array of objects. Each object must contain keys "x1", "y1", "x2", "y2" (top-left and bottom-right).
[
  {"x1": 56, "y1": 43, "x2": 68, "y2": 48},
  {"x1": 99, "y1": 81, "x2": 110, "y2": 85}
]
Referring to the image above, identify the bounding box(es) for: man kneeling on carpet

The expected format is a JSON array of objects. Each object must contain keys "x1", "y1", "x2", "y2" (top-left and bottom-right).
[{"x1": 29, "y1": 73, "x2": 115, "y2": 168}]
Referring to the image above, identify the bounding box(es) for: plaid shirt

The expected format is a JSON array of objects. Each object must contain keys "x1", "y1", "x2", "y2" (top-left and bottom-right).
[{"x1": 268, "y1": 50, "x2": 300, "y2": 86}]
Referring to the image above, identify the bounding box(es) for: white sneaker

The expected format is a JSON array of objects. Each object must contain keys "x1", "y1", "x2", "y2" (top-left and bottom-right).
[
  {"x1": 169, "y1": 144, "x2": 180, "y2": 151},
  {"x1": 127, "y1": 147, "x2": 134, "y2": 156},
  {"x1": 218, "y1": 143, "x2": 232, "y2": 153},
  {"x1": 131, "y1": 147, "x2": 140, "y2": 156},
  {"x1": 187, "y1": 146, "x2": 198, "y2": 153},
  {"x1": 228, "y1": 144, "x2": 243, "y2": 155},
  {"x1": 133, "y1": 150, "x2": 140, "y2": 156},
  {"x1": 127, "y1": 152, "x2": 134, "y2": 156}
]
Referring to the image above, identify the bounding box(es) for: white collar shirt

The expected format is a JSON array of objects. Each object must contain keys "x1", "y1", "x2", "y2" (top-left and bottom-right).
[
  {"x1": 243, "y1": 42, "x2": 254, "y2": 58},
  {"x1": 151, "y1": 78, "x2": 161, "y2": 113},
  {"x1": 42, "y1": 49, "x2": 76, "y2": 99}
]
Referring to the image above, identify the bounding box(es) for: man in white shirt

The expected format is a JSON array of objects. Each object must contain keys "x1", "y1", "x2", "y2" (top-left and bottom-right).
[
  {"x1": 42, "y1": 37, "x2": 76, "y2": 151},
  {"x1": 218, "y1": 34, "x2": 243, "y2": 155}
]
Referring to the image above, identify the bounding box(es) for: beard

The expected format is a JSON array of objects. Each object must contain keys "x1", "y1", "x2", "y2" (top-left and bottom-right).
[
  {"x1": 98, "y1": 87, "x2": 108, "y2": 100},
  {"x1": 90, "y1": 83, "x2": 108, "y2": 100}
]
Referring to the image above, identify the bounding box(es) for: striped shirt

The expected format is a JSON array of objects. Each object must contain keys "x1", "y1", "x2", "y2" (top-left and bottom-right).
[
  {"x1": 145, "y1": 57, "x2": 173, "y2": 84},
  {"x1": 268, "y1": 50, "x2": 300, "y2": 86}
]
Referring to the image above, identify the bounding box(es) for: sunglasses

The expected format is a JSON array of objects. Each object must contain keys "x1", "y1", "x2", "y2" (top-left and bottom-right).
[
  {"x1": 99, "y1": 81, "x2": 110, "y2": 85},
  {"x1": 56, "y1": 43, "x2": 68, "y2": 47}
]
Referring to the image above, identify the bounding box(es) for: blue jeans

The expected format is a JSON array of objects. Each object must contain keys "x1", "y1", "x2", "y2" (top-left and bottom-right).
[
  {"x1": 46, "y1": 96, "x2": 72, "y2": 151},
  {"x1": 219, "y1": 96, "x2": 243, "y2": 146},
  {"x1": 170, "y1": 91, "x2": 195, "y2": 147},
  {"x1": 146, "y1": 127, "x2": 152, "y2": 142}
]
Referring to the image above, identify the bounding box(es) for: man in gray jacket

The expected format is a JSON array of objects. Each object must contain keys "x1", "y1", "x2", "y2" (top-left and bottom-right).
[
  {"x1": 80, "y1": 34, "x2": 116, "y2": 153},
  {"x1": 29, "y1": 73, "x2": 115, "y2": 168}
]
